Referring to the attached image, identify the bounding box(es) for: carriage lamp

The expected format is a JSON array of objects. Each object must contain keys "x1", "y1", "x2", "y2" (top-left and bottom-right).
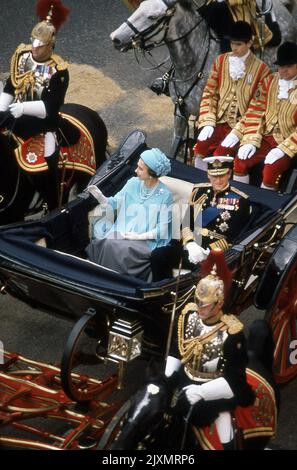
[{"x1": 107, "y1": 318, "x2": 143, "y2": 363}]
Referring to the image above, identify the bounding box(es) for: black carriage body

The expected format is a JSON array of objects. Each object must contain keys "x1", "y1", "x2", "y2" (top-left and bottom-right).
[{"x1": 0, "y1": 131, "x2": 297, "y2": 356}]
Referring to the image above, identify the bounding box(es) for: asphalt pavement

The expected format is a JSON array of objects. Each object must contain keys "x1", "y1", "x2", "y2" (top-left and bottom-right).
[{"x1": 0, "y1": 0, "x2": 296, "y2": 451}]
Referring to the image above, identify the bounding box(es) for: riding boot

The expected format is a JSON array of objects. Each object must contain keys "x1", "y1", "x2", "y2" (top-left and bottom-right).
[
  {"x1": 222, "y1": 439, "x2": 235, "y2": 451},
  {"x1": 29, "y1": 150, "x2": 60, "y2": 211}
]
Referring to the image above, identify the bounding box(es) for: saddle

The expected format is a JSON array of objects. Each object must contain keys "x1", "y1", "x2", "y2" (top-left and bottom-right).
[{"x1": 12, "y1": 111, "x2": 96, "y2": 175}]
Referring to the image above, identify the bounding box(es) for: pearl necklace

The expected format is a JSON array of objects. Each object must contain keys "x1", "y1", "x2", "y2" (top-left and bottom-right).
[{"x1": 139, "y1": 180, "x2": 159, "y2": 201}]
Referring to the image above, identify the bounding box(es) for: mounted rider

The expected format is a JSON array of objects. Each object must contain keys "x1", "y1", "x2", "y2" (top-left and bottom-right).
[
  {"x1": 112, "y1": 250, "x2": 278, "y2": 450},
  {"x1": 193, "y1": 20, "x2": 271, "y2": 171},
  {"x1": 0, "y1": 0, "x2": 70, "y2": 210},
  {"x1": 202, "y1": 0, "x2": 280, "y2": 52}
]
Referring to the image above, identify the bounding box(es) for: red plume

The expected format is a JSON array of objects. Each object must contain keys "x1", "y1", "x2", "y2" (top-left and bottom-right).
[
  {"x1": 200, "y1": 249, "x2": 232, "y2": 298},
  {"x1": 36, "y1": 0, "x2": 70, "y2": 31}
]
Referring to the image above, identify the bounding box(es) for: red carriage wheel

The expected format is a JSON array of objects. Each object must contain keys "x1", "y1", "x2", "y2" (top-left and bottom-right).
[{"x1": 265, "y1": 263, "x2": 297, "y2": 383}]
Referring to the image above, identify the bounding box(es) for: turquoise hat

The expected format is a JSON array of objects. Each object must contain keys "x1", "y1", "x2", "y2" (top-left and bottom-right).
[{"x1": 140, "y1": 148, "x2": 171, "y2": 177}]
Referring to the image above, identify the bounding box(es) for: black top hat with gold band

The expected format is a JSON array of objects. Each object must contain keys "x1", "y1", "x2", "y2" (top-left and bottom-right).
[{"x1": 204, "y1": 156, "x2": 233, "y2": 176}]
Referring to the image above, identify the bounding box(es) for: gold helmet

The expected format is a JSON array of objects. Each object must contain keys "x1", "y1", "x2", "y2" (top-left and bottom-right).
[
  {"x1": 195, "y1": 249, "x2": 232, "y2": 308},
  {"x1": 31, "y1": 0, "x2": 70, "y2": 47}
]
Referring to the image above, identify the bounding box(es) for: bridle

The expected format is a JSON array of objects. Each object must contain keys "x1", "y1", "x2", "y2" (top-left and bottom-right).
[{"x1": 125, "y1": 4, "x2": 176, "y2": 52}]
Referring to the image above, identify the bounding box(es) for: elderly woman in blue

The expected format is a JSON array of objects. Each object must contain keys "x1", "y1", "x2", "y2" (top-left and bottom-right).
[{"x1": 86, "y1": 148, "x2": 172, "y2": 281}]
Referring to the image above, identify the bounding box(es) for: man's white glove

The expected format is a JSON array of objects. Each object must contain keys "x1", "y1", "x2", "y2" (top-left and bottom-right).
[
  {"x1": 86, "y1": 185, "x2": 107, "y2": 204},
  {"x1": 264, "y1": 148, "x2": 285, "y2": 165},
  {"x1": 197, "y1": 125, "x2": 214, "y2": 141},
  {"x1": 9, "y1": 101, "x2": 46, "y2": 119},
  {"x1": 183, "y1": 377, "x2": 234, "y2": 405},
  {"x1": 186, "y1": 241, "x2": 209, "y2": 264},
  {"x1": 165, "y1": 356, "x2": 182, "y2": 378},
  {"x1": 237, "y1": 144, "x2": 257, "y2": 160},
  {"x1": 221, "y1": 132, "x2": 240, "y2": 148},
  {"x1": 9, "y1": 102, "x2": 24, "y2": 118},
  {"x1": 0, "y1": 92, "x2": 14, "y2": 111},
  {"x1": 182, "y1": 384, "x2": 203, "y2": 405}
]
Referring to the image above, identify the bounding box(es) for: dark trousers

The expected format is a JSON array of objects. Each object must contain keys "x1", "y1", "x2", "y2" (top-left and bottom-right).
[{"x1": 151, "y1": 242, "x2": 195, "y2": 282}]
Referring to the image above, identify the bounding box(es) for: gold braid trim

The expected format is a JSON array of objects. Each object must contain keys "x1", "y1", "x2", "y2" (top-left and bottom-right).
[
  {"x1": 177, "y1": 304, "x2": 227, "y2": 366},
  {"x1": 181, "y1": 227, "x2": 194, "y2": 246},
  {"x1": 209, "y1": 238, "x2": 229, "y2": 251},
  {"x1": 10, "y1": 45, "x2": 68, "y2": 100},
  {"x1": 220, "y1": 314, "x2": 243, "y2": 334}
]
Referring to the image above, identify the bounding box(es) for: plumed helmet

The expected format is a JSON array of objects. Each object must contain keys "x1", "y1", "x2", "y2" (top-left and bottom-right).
[
  {"x1": 31, "y1": 0, "x2": 70, "y2": 47},
  {"x1": 195, "y1": 249, "x2": 232, "y2": 307}
]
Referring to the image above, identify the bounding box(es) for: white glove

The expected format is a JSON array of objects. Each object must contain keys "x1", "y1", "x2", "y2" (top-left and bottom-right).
[
  {"x1": 197, "y1": 125, "x2": 214, "y2": 141},
  {"x1": 9, "y1": 101, "x2": 46, "y2": 119},
  {"x1": 237, "y1": 144, "x2": 257, "y2": 160},
  {"x1": 183, "y1": 385, "x2": 203, "y2": 405},
  {"x1": 0, "y1": 92, "x2": 14, "y2": 111},
  {"x1": 123, "y1": 232, "x2": 146, "y2": 241},
  {"x1": 86, "y1": 185, "x2": 107, "y2": 205},
  {"x1": 183, "y1": 377, "x2": 234, "y2": 405},
  {"x1": 9, "y1": 102, "x2": 24, "y2": 118},
  {"x1": 165, "y1": 356, "x2": 182, "y2": 378},
  {"x1": 264, "y1": 148, "x2": 285, "y2": 165},
  {"x1": 186, "y1": 242, "x2": 209, "y2": 264},
  {"x1": 221, "y1": 132, "x2": 240, "y2": 148}
]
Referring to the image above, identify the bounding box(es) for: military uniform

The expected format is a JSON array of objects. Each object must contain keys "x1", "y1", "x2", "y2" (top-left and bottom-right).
[
  {"x1": 150, "y1": 172, "x2": 250, "y2": 281},
  {"x1": 233, "y1": 73, "x2": 297, "y2": 188},
  {"x1": 181, "y1": 181, "x2": 250, "y2": 251},
  {"x1": 173, "y1": 302, "x2": 249, "y2": 391},
  {"x1": 194, "y1": 51, "x2": 270, "y2": 158},
  {"x1": 1, "y1": 43, "x2": 69, "y2": 139}
]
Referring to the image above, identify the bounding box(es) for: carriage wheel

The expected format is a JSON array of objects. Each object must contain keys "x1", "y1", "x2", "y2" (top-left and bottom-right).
[
  {"x1": 61, "y1": 310, "x2": 116, "y2": 401},
  {"x1": 265, "y1": 262, "x2": 297, "y2": 383},
  {"x1": 97, "y1": 399, "x2": 131, "y2": 449}
]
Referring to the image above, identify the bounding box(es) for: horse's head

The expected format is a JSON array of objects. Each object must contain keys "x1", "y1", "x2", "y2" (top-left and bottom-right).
[{"x1": 110, "y1": 0, "x2": 178, "y2": 52}]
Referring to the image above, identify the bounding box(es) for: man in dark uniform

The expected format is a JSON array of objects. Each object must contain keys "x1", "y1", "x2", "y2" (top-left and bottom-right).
[
  {"x1": 112, "y1": 251, "x2": 277, "y2": 450},
  {"x1": 151, "y1": 156, "x2": 250, "y2": 281},
  {"x1": 0, "y1": 0, "x2": 70, "y2": 209}
]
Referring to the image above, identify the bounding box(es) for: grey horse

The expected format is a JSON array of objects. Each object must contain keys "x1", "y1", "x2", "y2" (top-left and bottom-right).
[{"x1": 111, "y1": 0, "x2": 297, "y2": 157}]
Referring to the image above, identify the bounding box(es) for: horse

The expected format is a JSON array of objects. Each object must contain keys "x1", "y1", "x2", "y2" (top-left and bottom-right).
[
  {"x1": 100, "y1": 319, "x2": 279, "y2": 451},
  {"x1": 111, "y1": 0, "x2": 297, "y2": 157},
  {"x1": 0, "y1": 103, "x2": 107, "y2": 225}
]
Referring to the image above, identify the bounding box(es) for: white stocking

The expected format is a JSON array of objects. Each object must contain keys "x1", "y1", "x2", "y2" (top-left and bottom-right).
[
  {"x1": 194, "y1": 156, "x2": 208, "y2": 171},
  {"x1": 261, "y1": 183, "x2": 276, "y2": 191},
  {"x1": 44, "y1": 132, "x2": 56, "y2": 158},
  {"x1": 233, "y1": 174, "x2": 250, "y2": 184},
  {"x1": 215, "y1": 411, "x2": 234, "y2": 444}
]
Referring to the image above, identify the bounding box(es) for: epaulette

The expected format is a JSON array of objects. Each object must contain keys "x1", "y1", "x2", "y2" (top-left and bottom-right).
[
  {"x1": 230, "y1": 186, "x2": 249, "y2": 199},
  {"x1": 51, "y1": 53, "x2": 68, "y2": 71},
  {"x1": 220, "y1": 314, "x2": 243, "y2": 334},
  {"x1": 181, "y1": 302, "x2": 198, "y2": 316},
  {"x1": 190, "y1": 183, "x2": 211, "y2": 204}
]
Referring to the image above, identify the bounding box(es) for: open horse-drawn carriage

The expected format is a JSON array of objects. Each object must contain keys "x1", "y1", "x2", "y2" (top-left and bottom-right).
[{"x1": 0, "y1": 129, "x2": 297, "y2": 411}]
